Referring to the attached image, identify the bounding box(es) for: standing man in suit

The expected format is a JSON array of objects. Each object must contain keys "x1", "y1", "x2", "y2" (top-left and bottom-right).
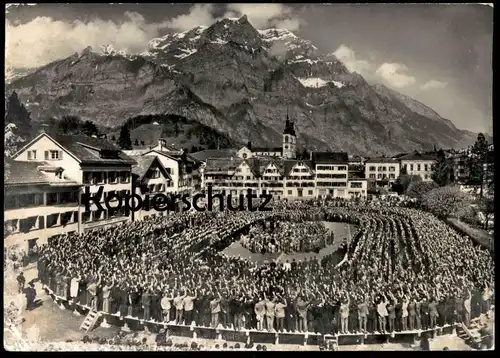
[
  {"x1": 183, "y1": 289, "x2": 197, "y2": 326},
  {"x1": 357, "y1": 295, "x2": 369, "y2": 333}
]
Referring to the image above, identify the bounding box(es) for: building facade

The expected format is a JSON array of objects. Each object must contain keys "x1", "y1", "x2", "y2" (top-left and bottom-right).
[
  {"x1": 400, "y1": 153, "x2": 436, "y2": 182},
  {"x1": 10, "y1": 133, "x2": 137, "y2": 234},
  {"x1": 365, "y1": 157, "x2": 401, "y2": 187},
  {"x1": 312, "y1": 152, "x2": 349, "y2": 199}
]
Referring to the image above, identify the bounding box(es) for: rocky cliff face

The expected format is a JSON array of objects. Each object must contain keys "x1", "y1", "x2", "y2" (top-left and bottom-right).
[{"x1": 6, "y1": 15, "x2": 476, "y2": 155}]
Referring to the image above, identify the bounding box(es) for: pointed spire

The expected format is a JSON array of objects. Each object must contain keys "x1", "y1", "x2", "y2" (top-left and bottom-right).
[{"x1": 286, "y1": 107, "x2": 289, "y2": 121}]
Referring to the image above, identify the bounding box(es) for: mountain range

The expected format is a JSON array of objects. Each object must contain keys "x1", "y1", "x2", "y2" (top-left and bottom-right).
[{"x1": 5, "y1": 15, "x2": 478, "y2": 156}]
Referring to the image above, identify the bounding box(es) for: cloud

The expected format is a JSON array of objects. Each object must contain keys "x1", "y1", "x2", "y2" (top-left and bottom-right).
[
  {"x1": 223, "y1": 4, "x2": 305, "y2": 31},
  {"x1": 164, "y1": 4, "x2": 216, "y2": 32},
  {"x1": 375, "y1": 63, "x2": 416, "y2": 88},
  {"x1": 420, "y1": 79, "x2": 448, "y2": 91},
  {"x1": 5, "y1": 12, "x2": 169, "y2": 70},
  {"x1": 333, "y1": 45, "x2": 373, "y2": 74}
]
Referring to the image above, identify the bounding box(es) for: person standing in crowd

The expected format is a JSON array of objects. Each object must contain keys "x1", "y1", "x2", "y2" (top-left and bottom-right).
[
  {"x1": 161, "y1": 291, "x2": 173, "y2": 323},
  {"x1": 220, "y1": 292, "x2": 231, "y2": 329},
  {"x1": 421, "y1": 296, "x2": 429, "y2": 330},
  {"x1": 210, "y1": 293, "x2": 221, "y2": 329},
  {"x1": 408, "y1": 298, "x2": 416, "y2": 331},
  {"x1": 101, "y1": 279, "x2": 115, "y2": 315},
  {"x1": 377, "y1": 294, "x2": 388, "y2": 333},
  {"x1": 357, "y1": 295, "x2": 368, "y2": 333},
  {"x1": 463, "y1": 291, "x2": 472, "y2": 328},
  {"x1": 141, "y1": 288, "x2": 152, "y2": 321},
  {"x1": 274, "y1": 296, "x2": 287, "y2": 333},
  {"x1": 70, "y1": 274, "x2": 81, "y2": 315},
  {"x1": 87, "y1": 272, "x2": 102, "y2": 311},
  {"x1": 231, "y1": 293, "x2": 244, "y2": 331},
  {"x1": 254, "y1": 296, "x2": 266, "y2": 331},
  {"x1": 401, "y1": 294, "x2": 409, "y2": 332},
  {"x1": 285, "y1": 293, "x2": 296, "y2": 333},
  {"x1": 415, "y1": 298, "x2": 422, "y2": 331},
  {"x1": 25, "y1": 282, "x2": 36, "y2": 311},
  {"x1": 183, "y1": 289, "x2": 197, "y2": 326},
  {"x1": 296, "y1": 294, "x2": 310, "y2": 333},
  {"x1": 340, "y1": 296, "x2": 350, "y2": 334},
  {"x1": 428, "y1": 297, "x2": 439, "y2": 329},
  {"x1": 174, "y1": 290, "x2": 186, "y2": 325},
  {"x1": 264, "y1": 294, "x2": 276, "y2": 332},
  {"x1": 387, "y1": 297, "x2": 396, "y2": 334},
  {"x1": 17, "y1": 272, "x2": 25, "y2": 294},
  {"x1": 481, "y1": 284, "x2": 492, "y2": 317}
]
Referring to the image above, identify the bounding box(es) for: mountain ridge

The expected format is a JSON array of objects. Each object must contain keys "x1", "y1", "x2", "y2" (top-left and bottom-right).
[{"x1": 5, "y1": 15, "x2": 477, "y2": 156}]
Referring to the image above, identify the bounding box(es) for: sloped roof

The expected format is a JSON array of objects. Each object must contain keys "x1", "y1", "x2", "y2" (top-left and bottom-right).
[
  {"x1": 205, "y1": 158, "x2": 244, "y2": 173},
  {"x1": 5, "y1": 160, "x2": 79, "y2": 186},
  {"x1": 190, "y1": 149, "x2": 237, "y2": 162},
  {"x1": 399, "y1": 152, "x2": 437, "y2": 161},
  {"x1": 130, "y1": 155, "x2": 173, "y2": 181},
  {"x1": 311, "y1": 152, "x2": 348, "y2": 164},
  {"x1": 252, "y1": 147, "x2": 282, "y2": 153},
  {"x1": 52, "y1": 134, "x2": 137, "y2": 165},
  {"x1": 365, "y1": 157, "x2": 399, "y2": 164}
]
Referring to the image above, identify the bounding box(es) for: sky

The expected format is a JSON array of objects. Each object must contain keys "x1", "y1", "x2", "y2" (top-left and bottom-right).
[{"x1": 5, "y1": 3, "x2": 493, "y2": 134}]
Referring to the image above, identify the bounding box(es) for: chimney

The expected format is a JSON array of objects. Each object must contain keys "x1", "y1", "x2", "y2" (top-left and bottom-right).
[{"x1": 247, "y1": 141, "x2": 252, "y2": 150}]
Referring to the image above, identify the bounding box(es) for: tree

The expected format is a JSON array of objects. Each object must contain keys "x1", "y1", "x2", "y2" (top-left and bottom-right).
[
  {"x1": 134, "y1": 139, "x2": 139, "y2": 146},
  {"x1": 81, "y1": 120, "x2": 98, "y2": 137},
  {"x1": 467, "y1": 133, "x2": 490, "y2": 197},
  {"x1": 296, "y1": 148, "x2": 310, "y2": 160},
  {"x1": 422, "y1": 185, "x2": 472, "y2": 219},
  {"x1": 5, "y1": 91, "x2": 32, "y2": 137},
  {"x1": 477, "y1": 197, "x2": 495, "y2": 231},
  {"x1": 431, "y1": 149, "x2": 454, "y2": 186},
  {"x1": 118, "y1": 125, "x2": 132, "y2": 150},
  {"x1": 58, "y1": 116, "x2": 81, "y2": 134},
  {"x1": 393, "y1": 174, "x2": 421, "y2": 194},
  {"x1": 406, "y1": 181, "x2": 438, "y2": 201}
]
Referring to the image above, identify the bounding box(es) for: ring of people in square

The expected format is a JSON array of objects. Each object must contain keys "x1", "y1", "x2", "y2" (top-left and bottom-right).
[{"x1": 37, "y1": 200, "x2": 494, "y2": 346}]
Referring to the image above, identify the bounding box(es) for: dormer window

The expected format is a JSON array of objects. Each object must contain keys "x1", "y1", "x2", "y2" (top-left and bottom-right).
[{"x1": 99, "y1": 150, "x2": 120, "y2": 159}]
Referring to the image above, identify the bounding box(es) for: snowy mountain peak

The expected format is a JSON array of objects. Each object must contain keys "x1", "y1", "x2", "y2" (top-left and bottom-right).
[{"x1": 101, "y1": 44, "x2": 127, "y2": 57}]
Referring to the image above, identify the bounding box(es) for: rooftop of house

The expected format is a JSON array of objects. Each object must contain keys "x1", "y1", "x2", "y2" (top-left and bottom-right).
[
  {"x1": 311, "y1": 152, "x2": 349, "y2": 164},
  {"x1": 5, "y1": 160, "x2": 79, "y2": 186},
  {"x1": 190, "y1": 149, "x2": 238, "y2": 162},
  {"x1": 399, "y1": 152, "x2": 437, "y2": 161},
  {"x1": 365, "y1": 157, "x2": 400, "y2": 164},
  {"x1": 51, "y1": 134, "x2": 137, "y2": 165}
]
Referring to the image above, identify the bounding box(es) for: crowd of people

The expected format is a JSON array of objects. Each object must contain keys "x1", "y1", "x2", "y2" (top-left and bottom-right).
[
  {"x1": 241, "y1": 220, "x2": 333, "y2": 254},
  {"x1": 36, "y1": 199, "x2": 494, "y2": 337}
]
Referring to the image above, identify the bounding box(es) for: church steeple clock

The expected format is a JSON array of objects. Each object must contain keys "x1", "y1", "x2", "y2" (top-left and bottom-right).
[{"x1": 282, "y1": 111, "x2": 296, "y2": 159}]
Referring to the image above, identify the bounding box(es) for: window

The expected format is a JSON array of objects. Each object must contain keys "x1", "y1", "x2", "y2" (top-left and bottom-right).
[
  {"x1": 369, "y1": 174, "x2": 376, "y2": 179},
  {"x1": 45, "y1": 150, "x2": 61, "y2": 160},
  {"x1": 308, "y1": 190, "x2": 313, "y2": 195},
  {"x1": 83, "y1": 172, "x2": 91, "y2": 184},
  {"x1": 424, "y1": 164, "x2": 428, "y2": 171},
  {"x1": 46, "y1": 214, "x2": 59, "y2": 228},
  {"x1": 242, "y1": 153, "x2": 247, "y2": 159},
  {"x1": 378, "y1": 166, "x2": 383, "y2": 171},
  {"x1": 369, "y1": 166, "x2": 376, "y2": 171},
  {"x1": 410, "y1": 164, "x2": 414, "y2": 171},
  {"x1": 377, "y1": 173, "x2": 382, "y2": 179},
  {"x1": 108, "y1": 172, "x2": 117, "y2": 184},
  {"x1": 120, "y1": 171, "x2": 129, "y2": 183},
  {"x1": 284, "y1": 136, "x2": 289, "y2": 143},
  {"x1": 27, "y1": 150, "x2": 37, "y2": 160},
  {"x1": 82, "y1": 211, "x2": 91, "y2": 223},
  {"x1": 47, "y1": 193, "x2": 58, "y2": 205},
  {"x1": 152, "y1": 168, "x2": 161, "y2": 179},
  {"x1": 350, "y1": 182, "x2": 363, "y2": 188},
  {"x1": 288, "y1": 190, "x2": 292, "y2": 195},
  {"x1": 417, "y1": 164, "x2": 421, "y2": 171},
  {"x1": 337, "y1": 166, "x2": 347, "y2": 171},
  {"x1": 389, "y1": 174, "x2": 395, "y2": 179},
  {"x1": 246, "y1": 176, "x2": 251, "y2": 180},
  {"x1": 389, "y1": 166, "x2": 395, "y2": 172},
  {"x1": 425, "y1": 174, "x2": 429, "y2": 180}
]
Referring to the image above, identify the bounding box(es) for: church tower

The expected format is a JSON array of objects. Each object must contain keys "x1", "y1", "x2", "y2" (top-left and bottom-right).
[{"x1": 282, "y1": 113, "x2": 296, "y2": 159}]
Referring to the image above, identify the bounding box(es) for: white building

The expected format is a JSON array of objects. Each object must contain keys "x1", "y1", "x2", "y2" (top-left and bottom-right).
[
  {"x1": 4, "y1": 160, "x2": 82, "y2": 253},
  {"x1": 365, "y1": 157, "x2": 400, "y2": 187},
  {"x1": 400, "y1": 152, "x2": 436, "y2": 182},
  {"x1": 130, "y1": 156, "x2": 173, "y2": 220},
  {"x1": 11, "y1": 133, "x2": 137, "y2": 231},
  {"x1": 312, "y1": 152, "x2": 349, "y2": 199},
  {"x1": 347, "y1": 179, "x2": 368, "y2": 199},
  {"x1": 236, "y1": 118, "x2": 297, "y2": 160}
]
